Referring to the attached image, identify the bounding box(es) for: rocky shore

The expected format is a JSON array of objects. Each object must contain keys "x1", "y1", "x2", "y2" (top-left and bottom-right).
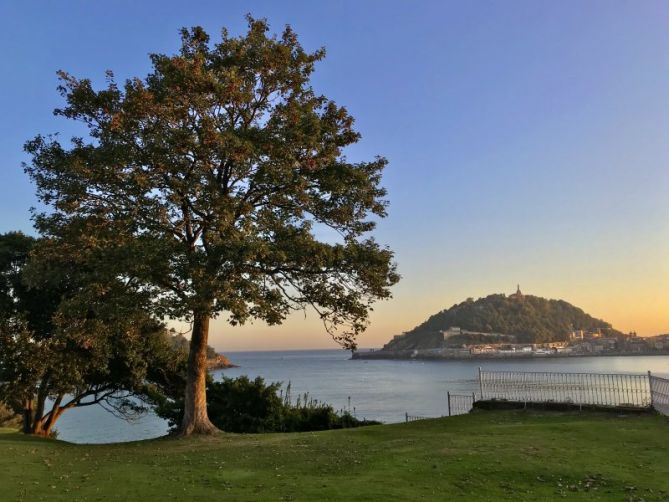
[{"x1": 206, "y1": 354, "x2": 238, "y2": 370}]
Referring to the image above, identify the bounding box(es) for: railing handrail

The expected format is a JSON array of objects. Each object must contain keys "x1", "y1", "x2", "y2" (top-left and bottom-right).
[
  {"x1": 405, "y1": 412, "x2": 430, "y2": 422},
  {"x1": 480, "y1": 369, "x2": 648, "y2": 378}
]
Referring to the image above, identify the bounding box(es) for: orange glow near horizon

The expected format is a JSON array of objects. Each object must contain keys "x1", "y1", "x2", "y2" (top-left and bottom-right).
[
  {"x1": 204, "y1": 283, "x2": 669, "y2": 352},
  {"x1": 203, "y1": 231, "x2": 669, "y2": 351}
]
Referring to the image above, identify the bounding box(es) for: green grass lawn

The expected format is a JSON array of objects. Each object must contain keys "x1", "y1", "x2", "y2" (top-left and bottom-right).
[{"x1": 1, "y1": 410, "x2": 668, "y2": 501}]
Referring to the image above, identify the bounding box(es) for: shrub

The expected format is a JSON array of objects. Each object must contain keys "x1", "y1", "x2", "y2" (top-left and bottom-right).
[
  {"x1": 0, "y1": 402, "x2": 21, "y2": 429},
  {"x1": 207, "y1": 376, "x2": 285, "y2": 433},
  {"x1": 155, "y1": 375, "x2": 380, "y2": 433}
]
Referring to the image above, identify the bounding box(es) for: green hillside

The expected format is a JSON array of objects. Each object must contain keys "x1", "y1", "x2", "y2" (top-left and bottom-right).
[{"x1": 384, "y1": 291, "x2": 619, "y2": 350}]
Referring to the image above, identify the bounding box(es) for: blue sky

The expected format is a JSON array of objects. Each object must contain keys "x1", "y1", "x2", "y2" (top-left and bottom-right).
[{"x1": 1, "y1": 1, "x2": 668, "y2": 349}]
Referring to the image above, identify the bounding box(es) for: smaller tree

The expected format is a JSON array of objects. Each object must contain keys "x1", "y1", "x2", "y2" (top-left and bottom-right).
[
  {"x1": 0, "y1": 232, "x2": 186, "y2": 437},
  {"x1": 0, "y1": 311, "x2": 184, "y2": 437}
]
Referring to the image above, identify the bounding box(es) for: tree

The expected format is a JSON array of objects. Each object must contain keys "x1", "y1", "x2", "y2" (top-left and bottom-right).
[
  {"x1": 24, "y1": 17, "x2": 399, "y2": 435},
  {"x1": 0, "y1": 232, "x2": 186, "y2": 437}
]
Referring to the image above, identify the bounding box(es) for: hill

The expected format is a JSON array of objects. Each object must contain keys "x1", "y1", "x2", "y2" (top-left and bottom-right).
[
  {"x1": 383, "y1": 289, "x2": 620, "y2": 350},
  {"x1": 0, "y1": 411, "x2": 667, "y2": 500}
]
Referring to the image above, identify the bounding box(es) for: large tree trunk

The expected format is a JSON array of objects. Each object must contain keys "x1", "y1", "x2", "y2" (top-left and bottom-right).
[
  {"x1": 179, "y1": 312, "x2": 219, "y2": 435},
  {"x1": 28, "y1": 395, "x2": 64, "y2": 437},
  {"x1": 31, "y1": 414, "x2": 59, "y2": 437}
]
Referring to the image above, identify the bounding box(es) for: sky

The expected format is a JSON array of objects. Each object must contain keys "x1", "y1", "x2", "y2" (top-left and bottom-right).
[{"x1": 1, "y1": 1, "x2": 668, "y2": 350}]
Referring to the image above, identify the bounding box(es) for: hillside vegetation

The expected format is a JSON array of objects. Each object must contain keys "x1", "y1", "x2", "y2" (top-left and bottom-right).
[
  {"x1": 0, "y1": 411, "x2": 667, "y2": 500},
  {"x1": 385, "y1": 293, "x2": 619, "y2": 350}
]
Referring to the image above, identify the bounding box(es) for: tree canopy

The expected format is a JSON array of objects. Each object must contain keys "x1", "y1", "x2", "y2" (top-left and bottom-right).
[{"x1": 24, "y1": 17, "x2": 398, "y2": 434}]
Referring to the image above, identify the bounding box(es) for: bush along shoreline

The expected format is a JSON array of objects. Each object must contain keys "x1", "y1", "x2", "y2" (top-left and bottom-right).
[{"x1": 155, "y1": 376, "x2": 379, "y2": 434}]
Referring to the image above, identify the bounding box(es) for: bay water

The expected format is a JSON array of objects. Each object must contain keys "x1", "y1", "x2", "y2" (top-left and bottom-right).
[{"x1": 52, "y1": 350, "x2": 669, "y2": 443}]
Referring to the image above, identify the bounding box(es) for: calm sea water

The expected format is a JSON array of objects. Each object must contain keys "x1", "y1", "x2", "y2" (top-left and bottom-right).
[{"x1": 53, "y1": 350, "x2": 669, "y2": 443}]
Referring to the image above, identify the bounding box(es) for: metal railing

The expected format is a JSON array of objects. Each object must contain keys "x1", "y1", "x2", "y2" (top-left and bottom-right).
[
  {"x1": 447, "y1": 392, "x2": 476, "y2": 416},
  {"x1": 405, "y1": 413, "x2": 430, "y2": 423},
  {"x1": 650, "y1": 375, "x2": 669, "y2": 417},
  {"x1": 404, "y1": 370, "x2": 669, "y2": 423},
  {"x1": 478, "y1": 369, "x2": 652, "y2": 408}
]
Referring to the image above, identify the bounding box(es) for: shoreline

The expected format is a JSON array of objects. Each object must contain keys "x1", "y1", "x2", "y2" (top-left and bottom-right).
[{"x1": 351, "y1": 350, "x2": 669, "y2": 361}]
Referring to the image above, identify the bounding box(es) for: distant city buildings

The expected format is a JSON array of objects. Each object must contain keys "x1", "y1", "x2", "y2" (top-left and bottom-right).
[
  {"x1": 438, "y1": 326, "x2": 666, "y2": 357},
  {"x1": 372, "y1": 329, "x2": 669, "y2": 361}
]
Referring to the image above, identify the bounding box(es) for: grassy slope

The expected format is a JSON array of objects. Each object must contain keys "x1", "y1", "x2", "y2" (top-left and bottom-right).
[{"x1": 1, "y1": 411, "x2": 668, "y2": 501}]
